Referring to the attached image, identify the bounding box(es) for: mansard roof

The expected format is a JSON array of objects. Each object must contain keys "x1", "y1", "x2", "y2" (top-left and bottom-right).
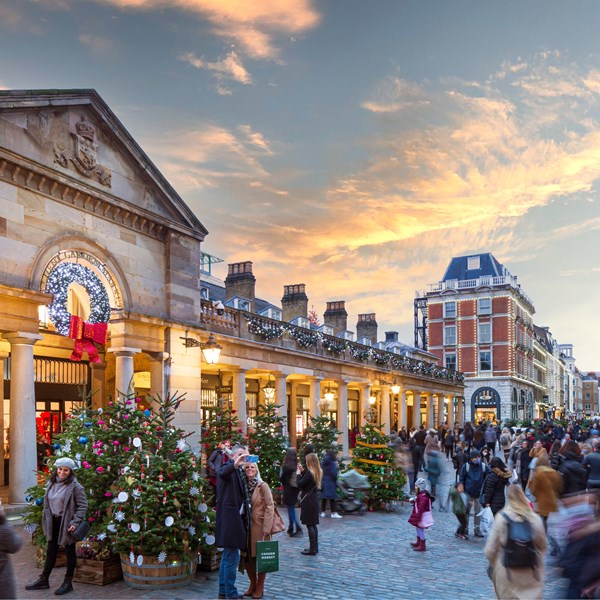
[
  {"x1": 442, "y1": 252, "x2": 506, "y2": 282},
  {"x1": 0, "y1": 88, "x2": 208, "y2": 239}
]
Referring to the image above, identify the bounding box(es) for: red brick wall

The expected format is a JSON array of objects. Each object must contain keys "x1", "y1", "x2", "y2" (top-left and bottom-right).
[
  {"x1": 429, "y1": 322, "x2": 443, "y2": 347},
  {"x1": 493, "y1": 296, "x2": 510, "y2": 314},
  {"x1": 493, "y1": 316, "x2": 510, "y2": 343},
  {"x1": 459, "y1": 300, "x2": 475, "y2": 317},
  {"x1": 460, "y1": 347, "x2": 476, "y2": 374},
  {"x1": 429, "y1": 302, "x2": 443, "y2": 320},
  {"x1": 492, "y1": 344, "x2": 510, "y2": 373},
  {"x1": 460, "y1": 319, "x2": 475, "y2": 345}
]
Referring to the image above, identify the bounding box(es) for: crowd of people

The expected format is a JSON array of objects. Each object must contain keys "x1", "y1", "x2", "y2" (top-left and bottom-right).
[{"x1": 395, "y1": 417, "x2": 600, "y2": 599}]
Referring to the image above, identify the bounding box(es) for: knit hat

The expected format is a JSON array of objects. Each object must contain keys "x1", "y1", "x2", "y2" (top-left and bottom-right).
[
  {"x1": 54, "y1": 457, "x2": 75, "y2": 471},
  {"x1": 415, "y1": 478, "x2": 427, "y2": 490}
]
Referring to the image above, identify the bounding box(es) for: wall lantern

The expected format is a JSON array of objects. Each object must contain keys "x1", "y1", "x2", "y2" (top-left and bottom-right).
[{"x1": 181, "y1": 332, "x2": 222, "y2": 365}]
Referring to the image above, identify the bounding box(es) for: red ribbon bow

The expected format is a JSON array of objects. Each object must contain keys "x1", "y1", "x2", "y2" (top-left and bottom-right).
[{"x1": 69, "y1": 315, "x2": 108, "y2": 363}]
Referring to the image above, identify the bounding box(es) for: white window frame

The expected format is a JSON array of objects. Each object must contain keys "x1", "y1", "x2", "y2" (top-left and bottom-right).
[
  {"x1": 479, "y1": 350, "x2": 492, "y2": 372},
  {"x1": 478, "y1": 297, "x2": 492, "y2": 315},
  {"x1": 445, "y1": 353, "x2": 457, "y2": 372},
  {"x1": 444, "y1": 325, "x2": 456, "y2": 346},
  {"x1": 478, "y1": 322, "x2": 492, "y2": 344},
  {"x1": 467, "y1": 256, "x2": 480, "y2": 270},
  {"x1": 444, "y1": 301, "x2": 456, "y2": 318}
]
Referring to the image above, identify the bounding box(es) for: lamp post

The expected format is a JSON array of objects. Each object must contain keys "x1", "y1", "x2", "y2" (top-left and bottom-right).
[{"x1": 181, "y1": 332, "x2": 222, "y2": 364}]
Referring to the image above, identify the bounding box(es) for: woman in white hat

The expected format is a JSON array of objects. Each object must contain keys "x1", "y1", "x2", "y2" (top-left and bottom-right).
[{"x1": 26, "y1": 457, "x2": 88, "y2": 596}]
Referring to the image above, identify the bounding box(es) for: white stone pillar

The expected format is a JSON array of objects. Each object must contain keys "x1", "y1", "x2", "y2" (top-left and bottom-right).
[
  {"x1": 0, "y1": 351, "x2": 7, "y2": 485},
  {"x1": 90, "y1": 362, "x2": 107, "y2": 410},
  {"x1": 437, "y1": 393, "x2": 445, "y2": 428},
  {"x1": 108, "y1": 347, "x2": 141, "y2": 402},
  {"x1": 275, "y1": 375, "x2": 288, "y2": 436},
  {"x1": 447, "y1": 396, "x2": 455, "y2": 427},
  {"x1": 359, "y1": 383, "x2": 371, "y2": 426},
  {"x1": 308, "y1": 376, "x2": 322, "y2": 418},
  {"x1": 231, "y1": 368, "x2": 247, "y2": 434},
  {"x1": 336, "y1": 379, "x2": 349, "y2": 453},
  {"x1": 2, "y1": 332, "x2": 42, "y2": 504},
  {"x1": 457, "y1": 397, "x2": 465, "y2": 426},
  {"x1": 149, "y1": 352, "x2": 168, "y2": 400},
  {"x1": 425, "y1": 393, "x2": 434, "y2": 428},
  {"x1": 397, "y1": 388, "x2": 407, "y2": 430},
  {"x1": 289, "y1": 382, "x2": 298, "y2": 448},
  {"x1": 412, "y1": 393, "x2": 421, "y2": 429},
  {"x1": 381, "y1": 385, "x2": 391, "y2": 435}
]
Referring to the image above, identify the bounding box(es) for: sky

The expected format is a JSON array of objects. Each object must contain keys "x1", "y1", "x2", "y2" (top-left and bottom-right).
[{"x1": 2, "y1": 0, "x2": 600, "y2": 368}]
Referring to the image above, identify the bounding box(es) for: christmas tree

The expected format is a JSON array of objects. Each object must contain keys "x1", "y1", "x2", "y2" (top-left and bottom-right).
[
  {"x1": 202, "y1": 404, "x2": 247, "y2": 459},
  {"x1": 247, "y1": 403, "x2": 287, "y2": 490},
  {"x1": 351, "y1": 423, "x2": 406, "y2": 509},
  {"x1": 299, "y1": 415, "x2": 342, "y2": 459},
  {"x1": 105, "y1": 391, "x2": 215, "y2": 562}
]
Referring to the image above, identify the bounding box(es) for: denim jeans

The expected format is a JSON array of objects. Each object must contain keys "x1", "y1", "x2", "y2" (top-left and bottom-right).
[
  {"x1": 286, "y1": 505, "x2": 301, "y2": 529},
  {"x1": 218, "y1": 547, "x2": 240, "y2": 598}
]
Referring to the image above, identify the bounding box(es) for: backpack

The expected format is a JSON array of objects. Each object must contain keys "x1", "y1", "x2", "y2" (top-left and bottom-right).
[
  {"x1": 500, "y1": 434, "x2": 510, "y2": 446},
  {"x1": 502, "y1": 514, "x2": 538, "y2": 570}
]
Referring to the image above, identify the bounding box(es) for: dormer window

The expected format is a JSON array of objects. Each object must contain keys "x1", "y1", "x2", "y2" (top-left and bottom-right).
[
  {"x1": 467, "y1": 256, "x2": 481, "y2": 270},
  {"x1": 200, "y1": 287, "x2": 209, "y2": 300}
]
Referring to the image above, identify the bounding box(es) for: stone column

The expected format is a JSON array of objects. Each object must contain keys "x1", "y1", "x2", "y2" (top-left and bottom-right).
[
  {"x1": 308, "y1": 376, "x2": 322, "y2": 417},
  {"x1": 359, "y1": 383, "x2": 371, "y2": 426},
  {"x1": 412, "y1": 393, "x2": 421, "y2": 429},
  {"x1": 90, "y1": 362, "x2": 107, "y2": 410},
  {"x1": 447, "y1": 395, "x2": 455, "y2": 427},
  {"x1": 437, "y1": 393, "x2": 445, "y2": 428},
  {"x1": 275, "y1": 375, "x2": 288, "y2": 437},
  {"x1": 2, "y1": 332, "x2": 42, "y2": 504},
  {"x1": 149, "y1": 352, "x2": 168, "y2": 400},
  {"x1": 397, "y1": 388, "x2": 407, "y2": 430},
  {"x1": 231, "y1": 368, "x2": 247, "y2": 434},
  {"x1": 0, "y1": 351, "x2": 7, "y2": 485},
  {"x1": 336, "y1": 379, "x2": 349, "y2": 452},
  {"x1": 381, "y1": 385, "x2": 391, "y2": 435},
  {"x1": 108, "y1": 347, "x2": 141, "y2": 401},
  {"x1": 425, "y1": 393, "x2": 434, "y2": 428},
  {"x1": 289, "y1": 382, "x2": 298, "y2": 448},
  {"x1": 457, "y1": 397, "x2": 465, "y2": 426}
]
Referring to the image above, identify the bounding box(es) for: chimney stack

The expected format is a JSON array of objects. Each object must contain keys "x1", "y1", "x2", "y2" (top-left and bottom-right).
[
  {"x1": 224, "y1": 261, "x2": 256, "y2": 312},
  {"x1": 281, "y1": 284, "x2": 308, "y2": 322},
  {"x1": 323, "y1": 301, "x2": 348, "y2": 335},
  {"x1": 357, "y1": 313, "x2": 378, "y2": 344}
]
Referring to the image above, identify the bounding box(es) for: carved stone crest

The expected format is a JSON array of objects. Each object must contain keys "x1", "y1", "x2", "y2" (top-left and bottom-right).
[{"x1": 54, "y1": 120, "x2": 111, "y2": 187}]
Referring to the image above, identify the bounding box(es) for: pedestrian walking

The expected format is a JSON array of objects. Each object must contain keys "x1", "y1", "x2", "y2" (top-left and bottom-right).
[
  {"x1": 582, "y1": 439, "x2": 600, "y2": 491},
  {"x1": 297, "y1": 453, "x2": 322, "y2": 556},
  {"x1": 279, "y1": 447, "x2": 303, "y2": 536},
  {"x1": 481, "y1": 457, "x2": 512, "y2": 515},
  {"x1": 25, "y1": 457, "x2": 88, "y2": 596},
  {"x1": 484, "y1": 485, "x2": 547, "y2": 600},
  {"x1": 413, "y1": 425, "x2": 427, "y2": 473},
  {"x1": 408, "y1": 478, "x2": 434, "y2": 552},
  {"x1": 449, "y1": 482, "x2": 469, "y2": 539},
  {"x1": 484, "y1": 425, "x2": 497, "y2": 455},
  {"x1": 0, "y1": 503, "x2": 23, "y2": 599},
  {"x1": 443, "y1": 430, "x2": 455, "y2": 460},
  {"x1": 320, "y1": 449, "x2": 341, "y2": 518},
  {"x1": 424, "y1": 449, "x2": 442, "y2": 499},
  {"x1": 499, "y1": 427, "x2": 513, "y2": 462},
  {"x1": 424, "y1": 428, "x2": 440, "y2": 467},
  {"x1": 241, "y1": 462, "x2": 275, "y2": 600},
  {"x1": 459, "y1": 449, "x2": 489, "y2": 538},
  {"x1": 528, "y1": 455, "x2": 562, "y2": 531},
  {"x1": 452, "y1": 443, "x2": 467, "y2": 483},
  {"x1": 558, "y1": 441, "x2": 588, "y2": 497},
  {"x1": 215, "y1": 444, "x2": 251, "y2": 600}
]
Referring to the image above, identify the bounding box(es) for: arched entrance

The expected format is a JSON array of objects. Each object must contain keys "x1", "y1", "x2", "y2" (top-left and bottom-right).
[{"x1": 471, "y1": 387, "x2": 501, "y2": 424}]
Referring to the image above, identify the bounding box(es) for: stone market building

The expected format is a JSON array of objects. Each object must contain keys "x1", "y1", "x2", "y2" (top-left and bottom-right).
[{"x1": 0, "y1": 89, "x2": 464, "y2": 504}]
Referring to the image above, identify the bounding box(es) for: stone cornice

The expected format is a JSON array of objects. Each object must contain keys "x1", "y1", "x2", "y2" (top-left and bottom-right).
[{"x1": 0, "y1": 149, "x2": 206, "y2": 243}]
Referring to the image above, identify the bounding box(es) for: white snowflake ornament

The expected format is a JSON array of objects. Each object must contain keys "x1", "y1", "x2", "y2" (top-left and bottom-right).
[
  {"x1": 132, "y1": 488, "x2": 141, "y2": 498},
  {"x1": 24, "y1": 523, "x2": 37, "y2": 534},
  {"x1": 97, "y1": 533, "x2": 107, "y2": 541},
  {"x1": 115, "y1": 511, "x2": 125, "y2": 522},
  {"x1": 189, "y1": 486, "x2": 199, "y2": 496},
  {"x1": 191, "y1": 471, "x2": 200, "y2": 481},
  {"x1": 177, "y1": 439, "x2": 187, "y2": 451},
  {"x1": 188, "y1": 526, "x2": 196, "y2": 536},
  {"x1": 129, "y1": 551, "x2": 135, "y2": 564},
  {"x1": 157, "y1": 551, "x2": 167, "y2": 563}
]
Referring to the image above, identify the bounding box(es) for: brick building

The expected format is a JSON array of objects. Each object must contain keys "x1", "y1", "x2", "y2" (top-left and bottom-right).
[{"x1": 418, "y1": 253, "x2": 538, "y2": 422}]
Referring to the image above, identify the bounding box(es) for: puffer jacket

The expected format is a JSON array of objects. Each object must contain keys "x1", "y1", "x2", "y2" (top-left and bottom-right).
[
  {"x1": 559, "y1": 452, "x2": 588, "y2": 496},
  {"x1": 582, "y1": 451, "x2": 600, "y2": 488},
  {"x1": 482, "y1": 467, "x2": 512, "y2": 514}
]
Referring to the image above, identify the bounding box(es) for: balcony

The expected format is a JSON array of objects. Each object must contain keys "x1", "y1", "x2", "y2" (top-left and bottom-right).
[
  {"x1": 199, "y1": 300, "x2": 464, "y2": 385},
  {"x1": 425, "y1": 275, "x2": 533, "y2": 309}
]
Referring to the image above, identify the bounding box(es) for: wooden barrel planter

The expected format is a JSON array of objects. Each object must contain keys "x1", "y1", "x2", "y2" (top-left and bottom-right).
[{"x1": 120, "y1": 554, "x2": 194, "y2": 590}]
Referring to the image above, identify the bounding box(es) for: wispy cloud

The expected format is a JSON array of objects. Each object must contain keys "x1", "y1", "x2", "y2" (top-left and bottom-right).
[
  {"x1": 78, "y1": 33, "x2": 116, "y2": 57},
  {"x1": 179, "y1": 51, "x2": 251, "y2": 85},
  {"x1": 0, "y1": 4, "x2": 43, "y2": 34},
  {"x1": 99, "y1": 0, "x2": 321, "y2": 60}
]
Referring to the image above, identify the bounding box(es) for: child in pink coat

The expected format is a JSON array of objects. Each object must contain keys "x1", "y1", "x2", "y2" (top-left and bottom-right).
[{"x1": 408, "y1": 478, "x2": 434, "y2": 552}]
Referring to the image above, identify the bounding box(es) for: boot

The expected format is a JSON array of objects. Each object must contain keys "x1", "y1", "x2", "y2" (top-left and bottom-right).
[
  {"x1": 243, "y1": 563, "x2": 256, "y2": 597},
  {"x1": 410, "y1": 537, "x2": 420, "y2": 547},
  {"x1": 413, "y1": 538, "x2": 426, "y2": 552},
  {"x1": 301, "y1": 526, "x2": 317, "y2": 555},
  {"x1": 291, "y1": 525, "x2": 303, "y2": 537},
  {"x1": 25, "y1": 575, "x2": 50, "y2": 590},
  {"x1": 252, "y1": 572, "x2": 266, "y2": 599},
  {"x1": 287, "y1": 527, "x2": 294, "y2": 536},
  {"x1": 54, "y1": 577, "x2": 73, "y2": 595}
]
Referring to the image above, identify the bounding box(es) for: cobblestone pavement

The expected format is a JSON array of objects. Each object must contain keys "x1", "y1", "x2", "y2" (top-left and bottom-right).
[{"x1": 12, "y1": 461, "x2": 569, "y2": 599}]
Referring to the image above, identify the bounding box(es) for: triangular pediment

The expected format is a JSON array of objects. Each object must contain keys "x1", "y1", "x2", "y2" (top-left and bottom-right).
[{"x1": 0, "y1": 89, "x2": 207, "y2": 239}]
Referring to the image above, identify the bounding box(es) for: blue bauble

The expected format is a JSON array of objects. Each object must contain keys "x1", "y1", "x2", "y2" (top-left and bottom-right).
[
  {"x1": 78, "y1": 436, "x2": 88, "y2": 444},
  {"x1": 25, "y1": 494, "x2": 32, "y2": 503},
  {"x1": 53, "y1": 443, "x2": 60, "y2": 450},
  {"x1": 35, "y1": 498, "x2": 43, "y2": 506},
  {"x1": 143, "y1": 409, "x2": 151, "y2": 417},
  {"x1": 85, "y1": 422, "x2": 92, "y2": 428}
]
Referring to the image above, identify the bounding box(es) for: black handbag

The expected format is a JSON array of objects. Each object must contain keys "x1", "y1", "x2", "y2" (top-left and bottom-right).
[{"x1": 71, "y1": 520, "x2": 91, "y2": 541}]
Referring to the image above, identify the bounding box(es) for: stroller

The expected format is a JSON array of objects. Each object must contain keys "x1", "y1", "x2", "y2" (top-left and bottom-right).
[{"x1": 336, "y1": 469, "x2": 371, "y2": 515}]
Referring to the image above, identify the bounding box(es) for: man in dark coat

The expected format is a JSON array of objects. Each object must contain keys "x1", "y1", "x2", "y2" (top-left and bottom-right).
[{"x1": 216, "y1": 444, "x2": 251, "y2": 600}]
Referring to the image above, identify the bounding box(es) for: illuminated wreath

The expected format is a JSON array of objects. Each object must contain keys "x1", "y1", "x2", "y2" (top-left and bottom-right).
[{"x1": 46, "y1": 262, "x2": 111, "y2": 336}]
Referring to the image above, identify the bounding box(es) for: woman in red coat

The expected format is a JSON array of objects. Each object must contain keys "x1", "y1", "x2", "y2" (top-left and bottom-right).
[{"x1": 408, "y1": 478, "x2": 434, "y2": 552}]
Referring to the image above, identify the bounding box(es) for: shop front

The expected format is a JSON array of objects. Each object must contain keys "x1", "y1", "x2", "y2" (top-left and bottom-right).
[{"x1": 471, "y1": 387, "x2": 501, "y2": 424}]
